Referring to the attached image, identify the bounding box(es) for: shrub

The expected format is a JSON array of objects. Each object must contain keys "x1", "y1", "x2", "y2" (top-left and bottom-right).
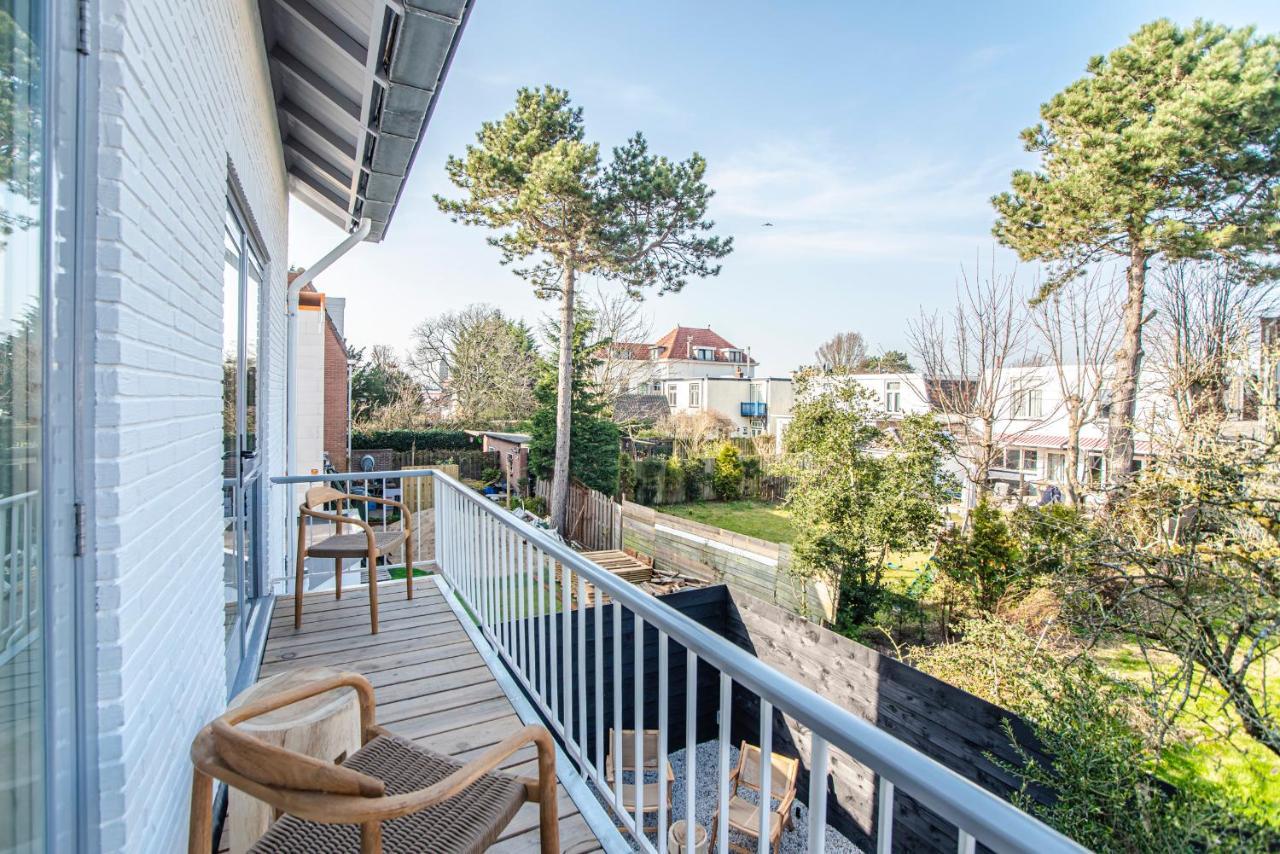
[
  {"x1": 712, "y1": 442, "x2": 744, "y2": 501},
  {"x1": 935, "y1": 501, "x2": 1022, "y2": 613},
  {"x1": 618, "y1": 452, "x2": 636, "y2": 499},
  {"x1": 681, "y1": 456, "x2": 707, "y2": 501},
  {"x1": 635, "y1": 456, "x2": 667, "y2": 506},
  {"x1": 664, "y1": 457, "x2": 686, "y2": 504},
  {"x1": 1009, "y1": 504, "x2": 1096, "y2": 576},
  {"x1": 351, "y1": 428, "x2": 473, "y2": 451}
]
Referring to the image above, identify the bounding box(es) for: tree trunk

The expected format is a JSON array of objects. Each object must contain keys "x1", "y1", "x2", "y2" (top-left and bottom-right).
[
  {"x1": 1107, "y1": 240, "x2": 1148, "y2": 491},
  {"x1": 1064, "y1": 422, "x2": 1082, "y2": 507},
  {"x1": 550, "y1": 266, "x2": 577, "y2": 535}
]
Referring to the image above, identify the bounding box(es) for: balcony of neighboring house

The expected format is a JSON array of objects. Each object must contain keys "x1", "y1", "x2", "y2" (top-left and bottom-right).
[
  {"x1": 740, "y1": 401, "x2": 767, "y2": 418},
  {"x1": 227, "y1": 468, "x2": 1084, "y2": 854}
]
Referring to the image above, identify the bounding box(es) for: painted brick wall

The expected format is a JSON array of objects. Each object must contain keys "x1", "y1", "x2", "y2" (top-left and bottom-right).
[
  {"x1": 322, "y1": 315, "x2": 349, "y2": 471},
  {"x1": 91, "y1": 1, "x2": 288, "y2": 850}
]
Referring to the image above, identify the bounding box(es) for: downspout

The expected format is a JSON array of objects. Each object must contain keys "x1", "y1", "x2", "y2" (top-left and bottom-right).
[{"x1": 286, "y1": 218, "x2": 370, "y2": 478}]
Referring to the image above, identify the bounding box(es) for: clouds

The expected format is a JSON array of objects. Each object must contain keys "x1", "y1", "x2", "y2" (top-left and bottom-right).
[{"x1": 707, "y1": 136, "x2": 1017, "y2": 261}]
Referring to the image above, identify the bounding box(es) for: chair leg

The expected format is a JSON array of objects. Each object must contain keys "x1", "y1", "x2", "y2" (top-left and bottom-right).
[
  {"x1": 533, "y1": 728, "x2": 560, "y2": 852},
  {"x1": 404, "y1": 531, "x2": 414, "y2": 600},
  {"x1": 360, "y1": 820, "x2": 382, "y2": 854},
  {"x1": 368, "y1": 548, "x2": 380, "y2": 634},
  {"x1": 187, "y1": 769, "x2": 213, "y2": 854},
  {"x1": 709, "y1": 816, "x2": 717, "y2": 853},
  {"x1": 335, "y1": 557, "x2": 343, "y2": 600},
  {"x1": 294, "y1": 516, "x2": 307, "y2": 629}
]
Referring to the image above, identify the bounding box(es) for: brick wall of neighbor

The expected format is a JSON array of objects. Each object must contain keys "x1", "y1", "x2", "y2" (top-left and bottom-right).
[
  {"x1": 91, "y1": 0, "x2": 288, "y2": 850},
  {"x1": 323, "y1": 315, "x2": 350, "y2": 471}
]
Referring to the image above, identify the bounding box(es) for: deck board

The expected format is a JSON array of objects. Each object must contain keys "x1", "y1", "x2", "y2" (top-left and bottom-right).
[{"x1": 224, "y1": 579, "x2": 604, "y2": 852}]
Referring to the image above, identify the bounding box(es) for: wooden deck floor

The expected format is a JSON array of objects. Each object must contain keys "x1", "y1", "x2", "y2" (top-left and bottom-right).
[{"x1": 223, "y1": 578, "x2": 605, "y2": 853}]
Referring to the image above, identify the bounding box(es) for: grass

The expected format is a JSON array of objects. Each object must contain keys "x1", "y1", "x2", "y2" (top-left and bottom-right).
[
  {"x1": 655, "y1": 500, "x2": 937, "y2": 584},
  {"x1": 1093, "y1": 641, "x2": 1280, "y2": 825},
  {"x1": 655, "y1": 499, "x2": 796, "y2": 543}
]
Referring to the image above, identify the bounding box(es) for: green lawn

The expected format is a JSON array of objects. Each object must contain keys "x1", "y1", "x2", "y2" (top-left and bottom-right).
[
  {"x1": 387, "y1": 567, "x2": 431, "y2": 580},
  {"x1": 656, "y1": 500, "x2": 797, "y2": 543},
  {"x1": 655, "y1": 501, "x2": 937, "y2": 583},
  {"x1": 1093, "y1": 642, "x2": 1280, "y2": 825}
]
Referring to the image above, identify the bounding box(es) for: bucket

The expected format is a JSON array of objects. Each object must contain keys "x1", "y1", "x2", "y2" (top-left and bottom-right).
[{"x1": 668, "y1": 820, "x2": 709, "y2": 854}]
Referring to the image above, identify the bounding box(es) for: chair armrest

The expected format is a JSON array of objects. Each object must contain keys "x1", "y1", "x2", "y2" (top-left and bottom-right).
[
  {"x1": 356, "y1": 494, "x2": 406, "y2": 513},
  {"x1": 223, "y1": 671, "x2": 377, "y2": 739},
  {"x1": 301, "y1": 506, "x2": 374, "y2": 535}
]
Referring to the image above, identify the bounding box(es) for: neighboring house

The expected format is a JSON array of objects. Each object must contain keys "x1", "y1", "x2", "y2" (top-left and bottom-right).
[
  {"x1": 293, "y1": 277, "x2": 351, "y2": 473},
  {"x1": 663, "y1": 375, "x2": 795, "y2": 437},
  {"x1": 0, "y1": 2, "x2": 472, "y2": 851},
  {"x1": 609, "y1": 325, "x2": 757, "y2": 394}
]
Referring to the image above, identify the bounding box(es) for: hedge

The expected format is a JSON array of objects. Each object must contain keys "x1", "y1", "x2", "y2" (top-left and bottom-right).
[{"x1": 351, "y1": 429, "x2": 473, "y2": 451}]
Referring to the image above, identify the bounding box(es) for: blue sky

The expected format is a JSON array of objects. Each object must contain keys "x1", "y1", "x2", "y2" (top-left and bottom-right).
[{"x1": 289, "y1": 0, "x2": 1280, "y2": 377}]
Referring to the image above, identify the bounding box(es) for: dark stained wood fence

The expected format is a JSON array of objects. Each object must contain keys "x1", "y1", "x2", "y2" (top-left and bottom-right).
[{"x1": 724, "y1": 592, "x2": 1055, "y2": 853}]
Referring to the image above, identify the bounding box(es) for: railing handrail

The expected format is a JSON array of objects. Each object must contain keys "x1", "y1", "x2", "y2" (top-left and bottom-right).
[
  {"x1": 0, "y1": 490, "x2": 38, "y2": 509},
  {"x1": 431, "y1": 468, "x2": 1084, "y2": 854},
  {"x1": 270, "y1": 468, "x2": 440, "y2": 485}
]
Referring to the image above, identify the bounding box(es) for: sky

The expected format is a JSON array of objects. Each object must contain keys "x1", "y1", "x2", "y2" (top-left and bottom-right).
[{"x1": 289, "y1": 0, "x2": 1280, "y2": 378}]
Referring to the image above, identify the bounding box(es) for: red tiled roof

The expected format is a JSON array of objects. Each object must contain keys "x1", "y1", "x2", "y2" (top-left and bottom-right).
[
  {"x1": 609, "y1": 342, "x2": 653, "y2": 360},
  {"x1": 620, "y1": 326, "x2": 755, "y2": 363},
  {"x1": 998, "y1": 433, "x2": 1152, "y2": 456}
]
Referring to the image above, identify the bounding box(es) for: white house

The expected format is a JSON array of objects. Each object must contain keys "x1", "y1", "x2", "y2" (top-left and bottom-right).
[
  {"x1": 662, "y1": 375, "x2": 795, "y2": 437},
  {"x1": 0, "y1": 1, "x2": 471, "y2": 851},
  {"x1": 610, "y1": 324, "x2": 757, "y2": 393}
]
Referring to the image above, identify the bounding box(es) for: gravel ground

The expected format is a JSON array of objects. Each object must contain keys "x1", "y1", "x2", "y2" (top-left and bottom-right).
[{"x1": 600, "y1": 740, "x2": 861, "y2": 853}]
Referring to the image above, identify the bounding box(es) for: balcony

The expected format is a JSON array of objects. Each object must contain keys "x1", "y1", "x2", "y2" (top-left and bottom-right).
[
  {"x1": 254, "y1": 468, "x2": 1082, "y2": 854},
  {"x1": 740, "y1": 401, "x2": 767, "y2": 418}
]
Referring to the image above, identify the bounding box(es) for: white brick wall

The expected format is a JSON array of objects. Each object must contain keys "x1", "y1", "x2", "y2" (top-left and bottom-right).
[{"x1": 92, "y1": 1, "x2": 288, "y2": 850}]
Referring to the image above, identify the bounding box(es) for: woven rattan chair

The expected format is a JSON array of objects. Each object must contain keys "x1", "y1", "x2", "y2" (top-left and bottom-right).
[
  {"x1": 295, "y1": 486, "x2": 413, "y2": 634},
  {"x1": 605, "y1": 729, "x2": 675, "y2": 831},
  {"x1": 709, "y1": 742, "x2": 799, "y2": 854},
  {"x1": 188, "y1": 671, "x2": 559, "y2": 854}
]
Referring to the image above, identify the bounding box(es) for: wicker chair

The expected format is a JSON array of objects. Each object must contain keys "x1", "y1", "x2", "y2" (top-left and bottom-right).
[
  {"x1": 295, "y1": 486, "x2": 413, "y2": 634},
  {"x1": 709, "y1": 742, "x2": 799, "y2": 854},
  {"x1": 188, "y1": 671, "x2": 559, "y2": 854},
  {"x1": 604, "y1": 729, "x2": 675, "y2": 831}
]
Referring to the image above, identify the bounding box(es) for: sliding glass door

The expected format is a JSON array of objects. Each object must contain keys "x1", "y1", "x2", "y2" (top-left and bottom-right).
[
  {"x1": 222, "y1": 202, "x2": 264, "y2": 695},
  {"x1": 0, "y1": 1, "x2": 47, "y2": 849}
]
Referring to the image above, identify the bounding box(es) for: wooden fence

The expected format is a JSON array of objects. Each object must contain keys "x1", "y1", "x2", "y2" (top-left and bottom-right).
[
  {"x1": 621, "y1": 502, "x2": 830, "y2": 620},
  {"x1": 534, "y1": 478, "x2": 621, "y2": 551}
]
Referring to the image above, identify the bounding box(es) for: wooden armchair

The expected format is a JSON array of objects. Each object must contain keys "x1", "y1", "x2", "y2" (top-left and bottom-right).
[
  {"x1": 605, "y1": 729, "x2": 675, "y2": 832},
  {"x1": 709, "y1": 742, "x2": 799, "y2": 854},
  {"x1": 188, "y1": 671, "x2": 559, "y2": 854},
  {"x1": 295, "y1": 486, "x2": 413, "y2": 634}
]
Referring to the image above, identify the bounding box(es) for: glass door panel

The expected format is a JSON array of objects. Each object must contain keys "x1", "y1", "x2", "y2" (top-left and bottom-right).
[{"x1": 0, "y1": 1, "x2": 46, "y2": 849}]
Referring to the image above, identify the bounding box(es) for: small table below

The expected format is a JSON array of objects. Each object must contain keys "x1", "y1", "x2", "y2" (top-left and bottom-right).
[
  {"x1": 669, "y1": 819, "x2": 709, "y2": 854},
  {"x1": 226, "y1": 666, "x2": 362, "y2": 854}
]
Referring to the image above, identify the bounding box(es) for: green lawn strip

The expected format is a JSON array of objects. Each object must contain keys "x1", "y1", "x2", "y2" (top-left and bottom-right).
[
  {"x1": 1093, "y1": 641, "x2": 1280, "y2": 825},
  {"x1": 386, "y1": 567, "x2": 431, "y2": 580},
  {"x1": 655, "y1": 500, "x2": 797, "y2": 543}
]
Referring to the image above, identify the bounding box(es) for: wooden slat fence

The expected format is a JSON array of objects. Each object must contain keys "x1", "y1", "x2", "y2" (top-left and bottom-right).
[
  {"x1": 620, "y1": 502, "x2": 830, "y2": 621},
  {"x1": 535, "y1": 478, "x2": 622, "y2": 551}
]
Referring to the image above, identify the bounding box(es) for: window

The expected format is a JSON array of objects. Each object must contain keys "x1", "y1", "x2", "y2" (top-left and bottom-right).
[
  {"x1": 667, "y1": 385, "x2": 678, "y2": 406},
  {"x1": 885, "y1": 381, "x2": 902, "y2": 413},
  {"x1": 1087, "y1": 454, "x2": 1105, "y2": 485},
  {"x1": 1012, "y1": 384, "x2": 1043, "y2": 418},
  {"x1": 689, "y1": 383, "x2": 701, "y2": 407},
  {"x1": 724, "y1": 349, "x2": 744, "y2": 363},
  {"x1": 652, "y1": 380, "x2": 663, "y2": 393},
  {"x1": 1047, "y1": 452, "x2": 1067, "y2": 483},
  {"x1": 649, "y1": 346, "x2": 661, "y2": 361},
  {"x1": 694, "y1": 347, "x2": 714, "y2": 361},
  {"x1": 1001, "y1": 448, "x2": 1038, "y2": 471}
]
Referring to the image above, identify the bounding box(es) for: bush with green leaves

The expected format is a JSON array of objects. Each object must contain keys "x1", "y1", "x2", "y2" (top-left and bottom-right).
[
  {"x1": 681, "y1": 456, "x2": 707, "y2": 501},
  {"x1": 912, "y1": 619, "x2": 1277, "y2": 852},
  {"x1": 635, "y1": 456, "x2": 667, "y2": 506},
  {"x1": 351, "y1": 429, "x2": 472, "y2": 451},
  {"x1": 1009, "y1": 503, "x2": 1095, "y2": 576},
  {"x1": 712, "y1": 442, "x2": 744, "y2": 500},
  {"x1": 663, "y1": 457, "x2": 686, "y2": 503},
  {"x1": 618, "y1": 452, "x2": 636, "y2": 499},
  {"x1": 935, "y1": 500, "x2": 1023, "y2": 614}
]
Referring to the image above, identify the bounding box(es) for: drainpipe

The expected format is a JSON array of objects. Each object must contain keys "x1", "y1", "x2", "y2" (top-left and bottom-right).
[{"x1": 286, "y1": 218, "x2": 370, "y2": 478}]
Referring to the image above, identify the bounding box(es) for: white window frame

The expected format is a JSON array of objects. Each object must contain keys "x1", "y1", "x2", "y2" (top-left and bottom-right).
[
  {"x1": 885, "y1": 381, "x2": 902, "y2": 413},
  {"x1": 694, "y1": 347, "x2": 714, "y2": 361},
  {"x1": 689, "y1": 382, "x2": 701, "y2": 408},
  {"x1": 667, "y1": 385, "x2": 679, "y2": 406}
]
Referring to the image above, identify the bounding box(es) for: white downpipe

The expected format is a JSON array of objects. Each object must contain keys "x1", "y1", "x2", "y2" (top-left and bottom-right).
[
  {"x1": 284, "y1": 217, "x2": 370, "y2": 588},
  {"x1": 286, "y1": 217, "x2": 370, "y2": 477}
]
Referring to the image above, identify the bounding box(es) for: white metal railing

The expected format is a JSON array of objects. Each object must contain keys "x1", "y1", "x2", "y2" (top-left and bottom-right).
[
  {"x1": 270, "y1": 468, "x2": 442, "y2": 592},
  {"x1": 431, "y1": 469, "x2": 1086, "y2": 854},
  {"x1": 0, "y1": 489, "x2": 39, "y2": 667}
]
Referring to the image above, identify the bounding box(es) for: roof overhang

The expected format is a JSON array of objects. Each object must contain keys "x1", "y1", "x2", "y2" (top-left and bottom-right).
[{"x1": 260, "y1": 0, "x2": 473, "y2": 242}]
